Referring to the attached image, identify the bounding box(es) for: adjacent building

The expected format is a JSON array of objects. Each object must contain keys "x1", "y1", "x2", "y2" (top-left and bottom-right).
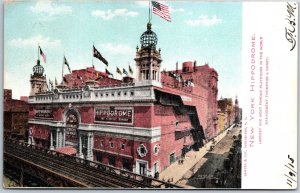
[
  {"x1": 217, "y1": 96, "x2": 241, "y2": 133},
  {"x1": 4, "y1": 89, "x2": 29, "y2": 141}
]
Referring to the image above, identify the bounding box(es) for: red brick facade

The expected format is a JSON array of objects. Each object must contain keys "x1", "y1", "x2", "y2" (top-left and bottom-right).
[{"x1": 27, "y1": 24, "x2": 222, "y2": 176}]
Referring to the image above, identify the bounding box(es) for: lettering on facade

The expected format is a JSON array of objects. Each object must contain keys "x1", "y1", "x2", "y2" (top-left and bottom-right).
[
  {"x1": 95, "y1": 107, "x2": 133, "y2": 124},
  {"x1": 65, "y1": 113, "x2": 79, "y2": 145},
  {"x1": 35, "y1": 107, "x2": 53, "y2": 119}
]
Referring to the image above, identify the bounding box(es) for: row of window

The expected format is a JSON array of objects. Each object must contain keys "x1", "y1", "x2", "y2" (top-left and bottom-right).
[
  {"x1": 36, "y1": 90, "x2": 136, "y2": 101},
  {"x1": 95, "y1": 152, "x2": 131, "y2": 170},
  {"x1": 63, "y1": 94, "x2": 82, "y2": 100},
  {"x1": 100, "y1": 140, "x2": 126, "y2": 150},
  {"x1": 36, "y1": 96, "x2": 53, "y2": 101},
  {"x1": 94, "y1": 91, "x2": 134, "y2": 98}
]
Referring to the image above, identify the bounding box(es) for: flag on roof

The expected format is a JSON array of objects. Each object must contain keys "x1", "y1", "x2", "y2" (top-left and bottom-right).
[
  {"x1": 152, "y1": 1, "x2": 171, "y2": 22},
  {"x1": 39, "y1": 46, "x2": 46, "y2": 63},
  {"x1": 123, "y1": 68, "x2": 128, "y2": 75},
  {"x1": 116, "y1": 67, "x2": 122, "y2": 75},
  {"x1": 105, "y1": 68, "x2": 113, "y2": 77},
  {"x1": 129, "y1": 65, "x2": 133, "y2": 75},
  {"x1": 93, "y1": 46, "x2": 108, "y2": 66},
  {"x1": 64, "y1": 56, "x2": 71, "y2": 73}
]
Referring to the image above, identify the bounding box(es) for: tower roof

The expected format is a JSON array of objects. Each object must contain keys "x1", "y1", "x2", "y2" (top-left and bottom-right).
[
  {"x1": 140, "y1": 23, "x2": 157, "y2": 49},
  {"x1": 33, "y1": 60, "x2": 44, "y2": 76}
]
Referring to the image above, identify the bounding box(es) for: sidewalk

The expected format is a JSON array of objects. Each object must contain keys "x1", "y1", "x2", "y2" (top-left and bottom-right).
[{"x1": 158, "y1": 126, "x2": 232, "y2": 187}]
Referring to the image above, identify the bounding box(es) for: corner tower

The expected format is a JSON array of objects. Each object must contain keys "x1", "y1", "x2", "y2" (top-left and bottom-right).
[
  {"x1": 30, "y1": 59, "x2": 48, "y2": 96},
  {"x1": 135, "y1": 23, "x2": 162, "y2": 82}
]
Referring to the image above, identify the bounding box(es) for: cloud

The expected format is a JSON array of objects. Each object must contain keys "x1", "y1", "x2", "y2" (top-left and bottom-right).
[
  {"x1": 30, "y1": 0, "x2": 72, "y2": 16},
  {"x1": 91, "y1": 9, "x2": 139, "y2": 20},
  {"x1": 134, "y1": 1, "x2": 168, "y2": 8},
  {"x1": 185, "y1": 15, "x2": 222, "y2": 27},
  {"x1": 170, "y1": 7, "x2": 184, "y2": 13},
  {"x1": 134, "y1": 1, "x2": 149, "y2": 7},
  {"x1": 98, "y1": 43, "x2": 135, "y2": 56},
  {"x1": 9, "y1": 35, "x2": 61, "y2": 48}
]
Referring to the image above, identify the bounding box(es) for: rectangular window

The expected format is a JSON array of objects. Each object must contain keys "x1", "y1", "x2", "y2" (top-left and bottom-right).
[
  {"x1": 108, "y1": 155, "x2": 116, "y2": 166},
  {"x1": 96, "y1": 152, "x2": 102, "y2": 162},
  {"x1": 123, "y1": 158, "x2": 131, "y2": 171},
  {"x1": 109, "y1": 142, "x2": 114, "y2": 148},
  {"x1": 121, "y1": 143, "x2": 125, "y2": 150},
  {"x1": 100, "y1": 140, "x2": 104, "y2": 147},
  {"x1": 154, "y1": 162, "x2": 158, "y2": 173},
  {"x1": 170, "y1": 153, "x2": 176, "y2": 164}
]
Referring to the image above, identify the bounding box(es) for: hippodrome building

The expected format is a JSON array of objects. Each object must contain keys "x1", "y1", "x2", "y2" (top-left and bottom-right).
[{"x1": 27, "y1": 23, "x2": 220, "y2": 176}]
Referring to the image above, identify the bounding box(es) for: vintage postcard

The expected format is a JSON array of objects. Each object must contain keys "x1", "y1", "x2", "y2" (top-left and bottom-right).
[{"x1": 2, "y1": 0, "x2": 298, "y2": 189}]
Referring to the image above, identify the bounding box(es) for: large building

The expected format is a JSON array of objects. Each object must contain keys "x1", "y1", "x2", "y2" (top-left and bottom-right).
[{"x1": 27, "y1": 23, "x2": 219, "y2": 176}]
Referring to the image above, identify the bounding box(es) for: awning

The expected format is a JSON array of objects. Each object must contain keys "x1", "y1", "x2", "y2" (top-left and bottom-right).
[{"x1": 55, "y1": 146, "x2": 77, "y2": 155}]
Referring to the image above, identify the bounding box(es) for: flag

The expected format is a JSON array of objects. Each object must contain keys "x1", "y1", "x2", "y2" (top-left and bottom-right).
[
  {"x1": 55, "y1": 78, "x2": 58, "y2": 86},
  {"x1": 105, "y1": 68, "x2": 113, "y2": 77},
  {"x1": 93, "y1": 46, "x2": 108, "y2": 66},
  {"x1": 64, "y1": 56, "x2": 71, "y2": 73},
  {"x1": 116, "y1": 67, "x2": 122, "y2": 75},
  {"x1": 129, "y1": 65, "x2": 133, "y2": 75},
  {"x1": 151, "y1": 1, "x2": 171, "y2": 22},
  {"x1": 39, "y1": 46, "x2": 46, "y2": 63},
  {"x1": 123, "y1": 68, "x2": 128, "y2": 75}
]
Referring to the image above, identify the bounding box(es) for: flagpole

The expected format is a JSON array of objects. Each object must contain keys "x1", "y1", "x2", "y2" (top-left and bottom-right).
[
  {"x1": 38, "y1": 43, "x2": 40, "y2": 61},
  {"x1": 148, "y1": 0, "x2": 151, "y2": 23},
  {"x1": 150, "y1": 0, "x2": 152, "y2": 22},
  {"x1": 92, "y1": 42, "x2": 94, "y2": 69},
  {"x1": 62, "y1": 55, "x2": 64, "y2": 83}
]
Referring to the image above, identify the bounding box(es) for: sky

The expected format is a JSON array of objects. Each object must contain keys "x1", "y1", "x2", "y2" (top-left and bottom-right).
[{"x1": 4, "y1": 0, "x2": 242, "y2": 103}]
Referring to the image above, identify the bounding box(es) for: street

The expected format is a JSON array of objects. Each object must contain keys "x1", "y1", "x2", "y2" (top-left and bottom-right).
[{"x1": 186, "y1": 126, "x2": 241, "y2": 188}]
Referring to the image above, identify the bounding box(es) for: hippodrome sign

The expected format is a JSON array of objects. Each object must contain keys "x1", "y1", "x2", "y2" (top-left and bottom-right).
[
  {"x1": 35, "y1": 107, "x2": 53, "y2": 119},
  {"x1": 95, "y1": 107, "x2": 133, "y2": 123}
]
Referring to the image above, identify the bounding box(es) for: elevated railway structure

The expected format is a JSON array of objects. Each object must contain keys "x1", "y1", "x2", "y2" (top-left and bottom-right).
[{"x1": 4, "y1": 139, "x2": 182, "y2": 188}]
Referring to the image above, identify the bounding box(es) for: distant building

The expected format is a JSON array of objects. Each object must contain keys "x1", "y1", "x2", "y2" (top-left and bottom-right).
[
  {"x1": 3, "y1": 89, "x2": 29, "y2": 140},
  {"x1": 218, "y1": 96, "x2": 241, "y2": 131},
  {"x1": 27, "y1": 22, "x2": 219, "y2": 176}
]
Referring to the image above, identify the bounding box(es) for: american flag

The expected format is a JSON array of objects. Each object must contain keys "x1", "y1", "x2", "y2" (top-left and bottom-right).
[
  {"x1": 152, "y1": 1, "x2": 171, "y2": 22},
  {"x1": 39, "y1": 46, "x2": 46, "y2": 63}
]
